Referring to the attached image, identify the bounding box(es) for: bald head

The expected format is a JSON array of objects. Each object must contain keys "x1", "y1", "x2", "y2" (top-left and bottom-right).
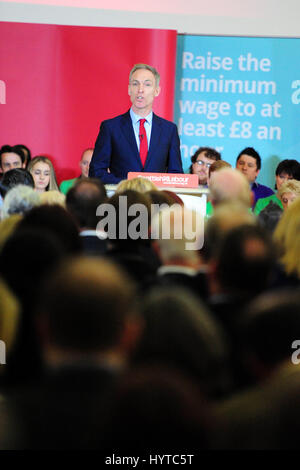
[{"x1": 209, "y1": 168, "x2": 252, "y2": 208}]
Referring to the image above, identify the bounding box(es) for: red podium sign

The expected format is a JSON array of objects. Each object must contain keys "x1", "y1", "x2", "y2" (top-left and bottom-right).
[{"x1": 127, "y1": 172, "x2": 199, "y2": 188}]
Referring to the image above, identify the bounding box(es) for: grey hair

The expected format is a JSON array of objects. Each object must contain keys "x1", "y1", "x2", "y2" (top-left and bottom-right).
[
  {"x1": 129, "y1": 63, "x2": 160, "y2": 87},
  {"x1": 1, "y1": 185, "x2": 41, "y2": 220}
]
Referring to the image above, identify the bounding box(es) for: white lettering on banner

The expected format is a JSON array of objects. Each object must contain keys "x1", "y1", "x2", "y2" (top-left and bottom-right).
[
  {"x1": 181, "y1": 75, "x2": 276, "y2": 95},
  {"x1": 182, "y1": 51, "x2": 233, "y2": 71},
  {"x1": 291, "y1": 80, "x2": 300, "y2": 104},
  {"x1": 0, "y1": 80, "x2": 6, "y2": 104}
]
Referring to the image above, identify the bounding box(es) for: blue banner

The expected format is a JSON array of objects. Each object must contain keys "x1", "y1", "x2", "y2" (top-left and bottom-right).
[{"x1": 175, "y1": 35, "x2": 300, "y2": 187}]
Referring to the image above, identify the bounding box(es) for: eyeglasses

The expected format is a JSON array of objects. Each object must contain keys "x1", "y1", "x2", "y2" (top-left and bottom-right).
[{"x1": 194, "y1": 160, "x2": 211, "y2": 168}]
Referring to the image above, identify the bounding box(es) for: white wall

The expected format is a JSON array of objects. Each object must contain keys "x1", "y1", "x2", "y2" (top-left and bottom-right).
[{"x1": 1, "y1": 0, "x2": 300, "y2": 37}]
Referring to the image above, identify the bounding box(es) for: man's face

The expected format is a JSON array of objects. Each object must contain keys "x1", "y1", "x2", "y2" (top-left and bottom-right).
[
  {"x1": 79, "y1": 149, "x2": 93, "y2": 178},
  {"x1": 1, "y1": 152, "x2": 24, "y2": 173},
  {"x1": 192, "y1": 152, "x2": 215, "y2": 185},
  {"x1": 236, "y1": 154, "x2": 259, "y2": 184},
  {"x1": 128, "y1": 69, "x2": 160, "y2": 116}
]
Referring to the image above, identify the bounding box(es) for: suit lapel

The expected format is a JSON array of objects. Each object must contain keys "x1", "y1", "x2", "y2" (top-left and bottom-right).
[{"x1": 120, "y1": 111, "x2": 140, "y2": 161}]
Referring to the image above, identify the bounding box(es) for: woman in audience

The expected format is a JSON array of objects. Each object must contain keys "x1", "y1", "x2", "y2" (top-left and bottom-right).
[
  {"x1": 278, "y1": 179, "x2": 300, "y2": 211},
  {"x1": 254, "y1": 159, "x2": 299, "y2": 214},
  {"x1": 273, "y1": 197, "x2": 300, "y2": 284},
  {"x1": 27, "y1": 156, "x2": 59, "y2": 192}
]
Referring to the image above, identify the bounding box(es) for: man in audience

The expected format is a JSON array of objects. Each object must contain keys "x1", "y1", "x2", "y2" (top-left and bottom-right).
[
  {"x1": 60, "y1": 148, "x2": 93, "y2": 194},
  {"x1": 66, "y1": 177, "x2": 108, "y2": 255},
  {"x1": 209, "y1": 167, "x2": 253, "y2": 209},
  {"x1": 190, "y1": 146, "x2": 221, "y2": 186},
  {"x1": 0, "y1": 168, "x2": 34, "y2": 198},
  {"x1": 235, "y1": 147, "x2": 273, "y2": 206},
  {"x1": 151, "y1": 205, "x2": 208, "y2": 300},
  {"x1": 1, "y1": 257, "x2": 141, "y2": 449},
  {"x1": 0, "y1": 145, "x2": 26, "y2": 174}
]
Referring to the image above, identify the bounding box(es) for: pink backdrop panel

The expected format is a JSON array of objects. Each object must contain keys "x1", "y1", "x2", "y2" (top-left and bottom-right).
[{"x1": 0, "y1": 22, "x2": 177, "y2": 182}]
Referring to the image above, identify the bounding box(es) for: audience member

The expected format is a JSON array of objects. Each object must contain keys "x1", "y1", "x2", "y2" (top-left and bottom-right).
[
  {"x1": 66, "y1": 178, "x2": 108, "y2": 255},
  {"x1": 150, "y1": 204, "x2": 208, "y2": 300},
  {"x1": 40, "y1": 190, "x2": 66, "y2": 207},
  {"x1": 1, "y1": 185, "x2": 40, "y2": 220},
  {"x1": 236, "y1": 147, "x2": 274, "y2": 206},
  {"x1": 17, "y1": 204, "x2": 82, "y2": 255},
  {"x1": 209, "y1": 168, "x2": 252, "y2": 208},
  {"x1": 27, "y1": 156, "x2": 59, "y2": 192},
  {"x1": 0, "y1": 257, "x2": 140, "y2": 449},
  {"x1": 14, "y1": 144, "x2": 32, "y2": 168},
  {"x1": 132, "y1": 288, "x2": 231, "y2": 399},
  {"x1": 277, "y1": 178, "x2": 300, "y2": 211},
  {"x1": 0, "y1": 168, "x2": 34, "y2": 199},
  {"x1": 190, "y1": 146, "x2": 221, "y2": 186},
  {"x1": 206, "y1": 160, "x2": 232, "y2": 217},
  {"x1": 115, "y1": 176, "x2": 158, "y2": 194},
  {"x1": 254, "y1": 159, "x2": 300, "y2": 214},
  {"x1": 59, "y1": 148, "x2": 93, "y2": 194},
  {"x1": 273, "y1": 196, "x2": 300, "y2": 285},
  {"x1": 0, "y1": 145, "x2": 25, "y2": 174}
]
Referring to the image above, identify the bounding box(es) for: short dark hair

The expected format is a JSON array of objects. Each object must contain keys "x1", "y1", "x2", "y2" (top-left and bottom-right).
[
  {"x1": 275, "y1": 159, "x2": 300, "y2": 179},
  {"x1": 236, "y1": 147, "x2": 261, "y2": 170},
  {"x1": 0, "y1": 145, "x2": 25, "y2": 167},
  {"x1": 15, "y1": 144, "x2": 32, "y2": 165},
  {"x1": 66, "y1": 178, "x2": 107, "y2": 229},
  {"x1": 190, "y1": 147, "x2": 221, "y2": 173},
  {"x1": 0, "y1": 168, "x2": 34, "y2": 198},
  {"x1": 37, "y1": 257, "x2": 136, "y2": 351}
]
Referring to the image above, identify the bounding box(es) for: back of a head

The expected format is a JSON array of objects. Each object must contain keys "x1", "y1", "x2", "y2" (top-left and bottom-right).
[
  {"x1": 273, "y1": 196, "x2": 300, "y2": 278},
  {"x1": 209, "y1": 168, "x2": 252, "y2": 207},
  {"x1": 258, "y1": 200, "x2": 283, "y2": 233},
  {"x1": 37, "y1": 257, "x2": 136, "y2": 352},
  {"x1": 17, "y1": 204, "x2": 82, "y2": 255},
  {"x1": 134, "y1": 288, "x2": 229, "y2": 398},
  {"x1": 0, "y1": 169, "x2": 34, "y2": 198},
  {"x1": 215, "y1": 224, "x2": 275, "y2": 295},
  {"x1": 106, "y1": 189, "x2": 152, "y2": 246},
  {"x1": 1, "y1": 185, "x2": 40, "y2": 220},
  {"x1": 151, "y1": 205, "x2": 204, "y2": 263},
  {"x1": 66, "y1": 178, "x2": 107, "y2": 229},
  {"x1": 239, "y1": 290, "x2": 300, "y2": 371},
  {"x1": 116, "y1": 177, "x2": 158, "y2": 194},
  {"x1": 204, "y1": 201, "x2": 256, "y2": 262}
]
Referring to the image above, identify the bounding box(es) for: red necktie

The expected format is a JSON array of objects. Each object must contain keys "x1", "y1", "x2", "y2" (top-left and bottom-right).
[{"x1": 139, "y1": 118, "x2": 148, "y2": 167}]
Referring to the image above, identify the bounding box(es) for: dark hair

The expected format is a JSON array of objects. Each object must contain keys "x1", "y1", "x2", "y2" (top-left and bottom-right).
[
  {"x1": 66, "y1": 178, "x2": 107, "y2": 229},
  {"x1": 18, "y1": 204, "x2": 82, "y2": 255},
  {"x1": 14, "y1": 144, "x2": 32, "y2": 165},
  {"x1": 190, "y1": 147, "x2": 221, "y2": 173},
  {"x1": 275, "y1": 159, "x2": 300, "y2": 178},
  {"x1": 216, "y1": 224, "x2": 275, "y2": 295},
  {"x1": 37, "y1": 257, "x2": 136, "y2": 351},
  {"x1": 236, "y1": 147, "x2": 261, "y2": 170},
  {"x1": 0, "y1": 168, "x2": 34, "y2": 198},
  {"x1": 0, "y1": 145, "x2": 25, "y2": 167}
]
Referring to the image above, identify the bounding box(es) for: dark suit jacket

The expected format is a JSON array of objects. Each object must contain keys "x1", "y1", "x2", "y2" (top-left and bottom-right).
[{"x1": 89, "y1": 110, "x2": 183, "y2": 184}]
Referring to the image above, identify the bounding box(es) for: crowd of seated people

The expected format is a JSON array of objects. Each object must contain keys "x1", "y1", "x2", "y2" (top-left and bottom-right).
[{"x1": 0, "y1": 142, "x2": 299, "y2": 451}]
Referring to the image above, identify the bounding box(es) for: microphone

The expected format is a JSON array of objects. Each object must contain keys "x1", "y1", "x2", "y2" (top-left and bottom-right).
[{"x1": 139, "y1": 134, "x2": 144, "y2": 140}]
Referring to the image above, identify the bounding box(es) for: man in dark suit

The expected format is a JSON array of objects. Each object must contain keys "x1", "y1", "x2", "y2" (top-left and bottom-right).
[{"x1": 89, "y1": 63, "x2": 183, "y2": 184}]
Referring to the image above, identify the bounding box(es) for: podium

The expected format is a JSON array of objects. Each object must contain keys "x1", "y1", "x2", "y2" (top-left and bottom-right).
[{"x1": 105, "y1": 172, "x2": 209, "y2": 217}]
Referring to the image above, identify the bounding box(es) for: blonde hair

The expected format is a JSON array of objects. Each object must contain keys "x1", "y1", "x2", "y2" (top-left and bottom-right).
[
  {"x1": 0, "y1": 279, "x2": 20, "y2": 361},
  {"x1": 40, "y1": 190, "x2": 66, "y2": 207},
  {"x1": 116, "y1": 177, "x2": 158, "y2": 194},
  {"x1": 0, "y1": 214, "x2": 22, "y2": 251},
  {"x1": 278, "y1": 179, "x2": 300, "y2": 200},
  {"x1": 273, "y1": 197, "x2": 300, "y2": 278},
  {"x1": 27, "y1": 156, "x2": 59, "y2": 192}
]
